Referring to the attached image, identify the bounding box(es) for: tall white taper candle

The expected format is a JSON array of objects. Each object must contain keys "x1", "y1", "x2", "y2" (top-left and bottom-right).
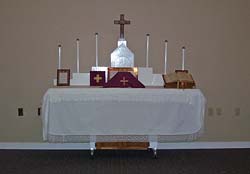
[
  {"x1": 146, "y1": 34, "x2": 150, "y2": 67},
  {"x1": 182, "y1": 46, "x2": 185, "y2": 70},
  {"x1": 76, "y1": 38, "x2": 80, "y2": 73},
  {"x1": 95, "y1": 33, "x2": 98, "y2": 67},
  {"x1": 164, "y1": 40, "x2": 168, "y2": 74},
  {"x1": 58, "y1": 44, "x2": 62, "y2": 69}
]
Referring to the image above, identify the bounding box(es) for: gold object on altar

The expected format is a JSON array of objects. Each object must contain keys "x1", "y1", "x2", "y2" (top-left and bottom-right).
[
  {"x1": 93, "y1": 74, "x2": 102, "y2": 83},
  {"x1": 162, "y1": 70, "x2": 196, "y2": 89},
  {"x1": 108, "y1": 67, "x2": 138, "y2": 80}
]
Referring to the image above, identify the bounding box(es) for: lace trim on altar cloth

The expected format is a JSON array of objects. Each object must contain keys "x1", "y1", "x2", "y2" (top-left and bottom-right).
[{"x1": 47, "y1": 128, "x2": 203, "y2": 143}]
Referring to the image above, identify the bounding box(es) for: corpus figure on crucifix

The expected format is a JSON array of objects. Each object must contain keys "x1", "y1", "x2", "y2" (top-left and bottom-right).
[{"x1": 114, "y1": 14, "x2": 131, "y2": 39}]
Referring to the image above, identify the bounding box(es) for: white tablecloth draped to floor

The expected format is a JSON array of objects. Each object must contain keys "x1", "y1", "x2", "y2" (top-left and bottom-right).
[{"x1": 42, "y1": 88, "x2": 206, "y2": 142}]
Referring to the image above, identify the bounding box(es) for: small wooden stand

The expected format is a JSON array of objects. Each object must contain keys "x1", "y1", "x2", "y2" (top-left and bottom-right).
[
  {"x1": 90, "y1": 142, "x2": 155, "y2": 158},
  {"x1": 95, "y1": 142, "x2": 149, "y2": 150}
]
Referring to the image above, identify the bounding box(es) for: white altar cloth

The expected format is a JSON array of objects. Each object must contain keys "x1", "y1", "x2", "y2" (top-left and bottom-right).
[{"x1": 42, "y1": 88, "x2": 205, "y2": 142}]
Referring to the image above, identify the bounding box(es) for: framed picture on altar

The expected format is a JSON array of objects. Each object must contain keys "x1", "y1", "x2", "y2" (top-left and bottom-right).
[
  {"x1": 108, "y1": 67, "x2": 138, "y2": 80},
  {"x1": 57, "y1": 69, "x2": 70, "y2": 86}
]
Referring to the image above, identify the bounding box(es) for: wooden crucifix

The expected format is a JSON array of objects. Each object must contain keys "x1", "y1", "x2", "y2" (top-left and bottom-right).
[{"x1": 114, "y1": 14, "x2": 131, "y2": 39}]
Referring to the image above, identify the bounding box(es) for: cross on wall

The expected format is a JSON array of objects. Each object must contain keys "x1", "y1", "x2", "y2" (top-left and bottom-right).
[{"x1": 114, "y1": 14, "x2": 131, "y2": 39}]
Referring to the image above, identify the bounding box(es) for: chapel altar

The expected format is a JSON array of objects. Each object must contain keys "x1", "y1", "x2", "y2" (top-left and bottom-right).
[{"x1": 42, "y1": 14, "x2": 206, "y2": 157}]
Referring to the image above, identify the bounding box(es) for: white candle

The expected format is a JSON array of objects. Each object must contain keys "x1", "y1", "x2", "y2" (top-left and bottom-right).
[
  {"x1": 95, "y1": 33, "x2": 98, "y2": 67},
  {"x1": 146, "y1": 34, "x2": 150, "y2": 67},
  {"x1": 58, "y1": 44, "x2": 62, "y2": 69},
  {"x1": 76, "y1": 38, "x2": 80, "y2": 73},
  {"x1": 164, "y1": 40, "x2": 168, "y2": 74},
  {"x1": 182, "y1": 46, "x2": 185, "y2": 70}
]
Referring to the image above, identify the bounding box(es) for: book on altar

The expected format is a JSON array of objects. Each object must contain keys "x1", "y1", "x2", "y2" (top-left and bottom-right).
[
  {"x1": 90, "y1": 71, "x2": 106, "y2": 86},
  {"x1": 162, "y1": 71, "x2": 196, "y2": 89}
]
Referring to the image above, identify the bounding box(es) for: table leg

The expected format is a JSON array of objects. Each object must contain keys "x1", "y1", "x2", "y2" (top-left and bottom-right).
[
  {"x1": 149, "y1": 141, "x2": 158, "y2": 158},
  {"x1": 89, "y1": 136, "x2": 96, "y2": 158}
]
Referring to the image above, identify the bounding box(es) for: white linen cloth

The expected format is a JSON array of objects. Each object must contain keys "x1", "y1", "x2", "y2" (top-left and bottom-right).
[{"x1": 42, "y1": 88, "x2": 206, "y2": 141}]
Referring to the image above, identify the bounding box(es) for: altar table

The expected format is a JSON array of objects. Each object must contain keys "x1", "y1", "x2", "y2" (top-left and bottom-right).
[{"x1": 42, "y1": 88, "x2": 206, "y2": 144}]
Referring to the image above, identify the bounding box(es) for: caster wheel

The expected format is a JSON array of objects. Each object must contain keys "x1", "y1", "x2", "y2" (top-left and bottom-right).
[
  {"x1": 152, "y1": 148, "x2": 157, "y2": 159},
  {"x1": 90, "y1": 148, "x2": 94, "y2": 159}
]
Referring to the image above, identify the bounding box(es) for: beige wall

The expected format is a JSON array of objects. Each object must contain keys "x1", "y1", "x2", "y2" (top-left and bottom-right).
[{"x1": 0, "y1": 0, "x2": 249, "y2": 142}]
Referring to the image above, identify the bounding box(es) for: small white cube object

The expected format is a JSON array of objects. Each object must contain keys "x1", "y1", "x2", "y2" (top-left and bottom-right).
[
  {"x1": 151, "y1": 74, "x2": 164, "y2": 86},
  {"x1": 70, "y1": 73, "x2": 90, "y2": 86},
  {"x1": 138, "y1": 67, "x2": 163, "y2": 86},
  {"x1": 138, "y1": 67, "x2": 153, "y2": 86},
  {"x1": 53, "y1": 79, "x2": 57, "y2": 86}
]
